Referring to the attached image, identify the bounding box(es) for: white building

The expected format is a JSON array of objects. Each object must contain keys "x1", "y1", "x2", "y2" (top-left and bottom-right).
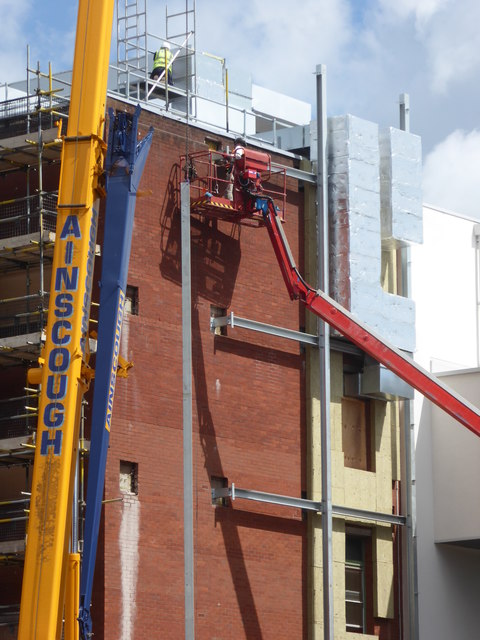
[{"x1": 412, "y1": 205, "x2": 480, "y2": 639}]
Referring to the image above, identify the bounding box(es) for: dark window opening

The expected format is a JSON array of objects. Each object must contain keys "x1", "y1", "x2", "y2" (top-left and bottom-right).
[
  {"x1": 125, "y1": 285, "x2": 139, "y2": 315},
  {"x1": 346, "y1": 530, "x2": 373, "y2": 634},
  {"x1": 204, "y1": 137, "x2": 221, "y2": 151},
  {"x1": 119, "y1": 460, "x2": 138, "y2": 495},
  {"x1": 210, "y1": 475, "x2": 228, "y2": 506},
  {"x1": 210, "y1": 305, "x2": 228, "y2": 336}
]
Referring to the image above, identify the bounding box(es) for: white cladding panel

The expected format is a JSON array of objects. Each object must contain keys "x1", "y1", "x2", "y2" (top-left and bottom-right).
[
  {"x1": 380, "y1": 127, "x2": 423, "y2": 246},
  {"x1": 328, "y1": 114, "x2": 422, "y2": 352}
]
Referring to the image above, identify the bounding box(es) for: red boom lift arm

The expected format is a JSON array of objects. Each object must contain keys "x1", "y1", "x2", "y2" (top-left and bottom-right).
[
  {"x1": 185, "y1": 145, "x2": 480, "y2": 437},
  {"x1": 253, "y1": 194, "x2": 480, "y2": 437}
]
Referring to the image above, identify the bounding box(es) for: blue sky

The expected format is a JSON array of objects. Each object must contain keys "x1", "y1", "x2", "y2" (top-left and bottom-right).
[{"x1": 1, "y1": 0, "x2": 480, "y2": 217}]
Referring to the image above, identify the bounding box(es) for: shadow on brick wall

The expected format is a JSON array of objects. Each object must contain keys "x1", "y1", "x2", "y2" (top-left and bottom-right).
[
  {"x1": 159, "y1": 164, "x2": 241, "y2": 306},
  {"x1": 192, "y1": 304, "x2": 263, "y2": 636}
]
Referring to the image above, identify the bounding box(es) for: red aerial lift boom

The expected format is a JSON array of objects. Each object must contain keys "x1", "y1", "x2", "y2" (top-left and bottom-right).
[{"x1": 185, "y1": 147, "x2": 480, "y2": 438}]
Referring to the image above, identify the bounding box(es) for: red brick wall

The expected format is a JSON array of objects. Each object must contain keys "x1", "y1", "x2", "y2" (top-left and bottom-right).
[{"x1": 101, "y1": 102, "x2": 307, "y2": 639}]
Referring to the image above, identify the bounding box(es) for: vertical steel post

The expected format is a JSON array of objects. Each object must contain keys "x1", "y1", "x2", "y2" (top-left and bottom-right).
[
  {"x1": 474, "y1": 226, "x2": 480, "y2": 366},
  {"x1": 37, "y1": 61, "x2": 44, "y2": 306},
  {"x1": 145, "y1": 0, "x2": 150, "y2": 91},
  {"x1": 316, "y1": 64, "x2": 334, "y2": 640},
  {"x1": 181, "y1": 181, "x2": 195, "y2": 639},
  {"x1": 225, "y1": 67, "x2": 229, "y2": 133},
  {"x1": 399, "y1": 92, "x2": 419, "y2": 640},
  {"x1": 192, "y1": 0, "x2": 198, "y2": 118},
  {"x1": 399, "y1": 93, "x2": 410, "y2": 134}
]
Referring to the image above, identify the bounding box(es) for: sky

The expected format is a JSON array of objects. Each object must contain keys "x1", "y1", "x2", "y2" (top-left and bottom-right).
[{"x1": 1, "y1": 0, "x2": 479, "y2": 219}]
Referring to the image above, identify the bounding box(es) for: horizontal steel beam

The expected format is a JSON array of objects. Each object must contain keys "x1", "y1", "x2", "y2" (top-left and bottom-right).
[
  {"x1": 211, "y1": 311, "x2": 318, "y2": 345},
  {"x1": 212, "y1": 484, "x2": 406, "y2": 527},
  {"x1": 210, "y1": 312, "x2": 363, "y2": 355},
  {"x1": 284, "y1": 165, "x2": 316, "y2": 184}
]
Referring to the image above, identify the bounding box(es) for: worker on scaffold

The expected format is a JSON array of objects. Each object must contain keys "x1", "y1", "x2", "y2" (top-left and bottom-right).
[
  {"x1": 151, "y1": 42, "x2": 174, "y2": 85},
  {"x1": 224, "y1": 136, "x2": 246, "y2": 201}
]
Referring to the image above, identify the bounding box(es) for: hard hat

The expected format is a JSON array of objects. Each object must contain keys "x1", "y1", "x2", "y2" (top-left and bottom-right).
[
  {"x1": 163, "y1": 42, "x2": 171, "y2": 50},
  {"x1": 234, "y1": 136, "x2": 246, "y2": 147}
]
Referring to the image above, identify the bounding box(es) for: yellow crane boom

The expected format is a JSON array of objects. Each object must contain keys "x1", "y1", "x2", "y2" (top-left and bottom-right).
[{"x1": 18, "y1": 1, "x2": 115, "y2": 637}]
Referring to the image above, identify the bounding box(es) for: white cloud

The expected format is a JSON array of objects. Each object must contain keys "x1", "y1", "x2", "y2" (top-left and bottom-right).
[
  {"x1": 423, "y1": 129, "x2": 480, "y2": 218},
  {"x1": 378, "y1": 0, "x2": 449, "y2": 25},
  {"x1": 0, "y1": 0, "x2": 30, "y2": 83},
  {"x1": 34, "y1": 23, "x2": 76, "y2": 72},
  {"x1": 375, "y1": 0, "x2": 480, "y2": 94},
  {"x1": 194, "y1": 0, "x2": 353, "y2": 104},
  {"x1": 425, "y1": 4, "x2": 480, "y2": 93},
  {"x1": 144, "y1": 0, "x2": 354, "y2": 108}
]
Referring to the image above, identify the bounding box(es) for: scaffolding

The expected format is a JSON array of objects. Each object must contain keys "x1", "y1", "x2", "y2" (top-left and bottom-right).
[
  {"x1": 0, "y1": 64, "x2": 67, "y2": 370},
  {"x1": 0, "y1": 60, "x2": 66, "y2": 630},
  {"x1": 111, "y1": 0, "x2": 303, "y2": 143},
  {"x1": 115, "y1": 0, "x2": 196, "y2": 112}
]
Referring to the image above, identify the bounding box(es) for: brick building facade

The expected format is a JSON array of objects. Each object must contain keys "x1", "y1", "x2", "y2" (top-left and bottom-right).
[
  {"x1": 97, "y1": 103, "x2": 307, "y2": 638},
  {"x1": 0, "y1": 81, "x2": 412, "y2": 636}
]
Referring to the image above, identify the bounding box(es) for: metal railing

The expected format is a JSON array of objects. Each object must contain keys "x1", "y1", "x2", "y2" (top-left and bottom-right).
[
  {"x1": 0, "y1": 95, "x2": 69, "y2": 138},
  {"x1": 1, "y1": 60, "x2": 301, "y2": 153},
  {"x1": 0, "y1": 293, "x2": 49, "y2": 339},
  {"x1": 0, "y1": 394, "x2": 38, "y2": 439},
  {"x1": 0, "y1": 498, "x2": 29, "y2": 543},
  {"x1": 110, "y1": 59, "x2": 298, "y2": 146},
  {"x1": 0, "y1": 604, "x2": 21, "y2": 627},
  {"x1": 179, "y1": 148, "x2": 288, "y2": 218},
  {"x1": 0, "y1": 192, "x2": 57, "y2": 240}
]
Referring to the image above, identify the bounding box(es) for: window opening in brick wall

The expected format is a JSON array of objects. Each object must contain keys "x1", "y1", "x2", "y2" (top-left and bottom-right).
[
  {"x1": 210, "y1": 305, "x2": 227, "y2": 336},
  {"x1": 119, "y1": 460, "x2": 138, "y2": 495},
  {"x1": 204, "y1": 137, "x2": 221, "y2": 151},
  {"x1": 125, "y1": 285, "x2": 139, "y2": 315},
  {"x1": 210, "y1": 475, "x2": 228, "y2": 506}
]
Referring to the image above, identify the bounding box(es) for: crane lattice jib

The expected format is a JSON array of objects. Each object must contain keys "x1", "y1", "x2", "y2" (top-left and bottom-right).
[{"x1": 18, "y1": 1, "x2": 115, "y2": 638}]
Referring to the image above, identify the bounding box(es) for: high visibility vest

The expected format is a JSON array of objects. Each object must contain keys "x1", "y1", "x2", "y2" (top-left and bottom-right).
[{"x1": 153, "y1": 48, "x2": 173, "y2": 71}]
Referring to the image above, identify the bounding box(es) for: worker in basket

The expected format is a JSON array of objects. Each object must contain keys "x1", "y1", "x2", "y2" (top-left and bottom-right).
[
  {"x1": 151, "y1": 42, "x2": 174, "y2": 85},
  {"x1": 224, "y1": 136, "x2": 246, "y2": 201}
]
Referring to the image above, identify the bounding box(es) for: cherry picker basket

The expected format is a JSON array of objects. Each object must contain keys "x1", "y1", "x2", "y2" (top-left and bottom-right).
[{"x1": 180, "y1": 148, "x2": 286, "y2": 226}]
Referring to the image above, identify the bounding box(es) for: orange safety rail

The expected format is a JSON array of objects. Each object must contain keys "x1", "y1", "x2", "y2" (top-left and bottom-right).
[{"x1": 180, "y1": 149, "x2": 287, "y2": 225}]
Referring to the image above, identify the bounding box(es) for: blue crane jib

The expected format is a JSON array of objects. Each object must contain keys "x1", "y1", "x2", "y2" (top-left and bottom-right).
[{"x1": 78, "y1": 106, "x2": 153, "y2": 639}]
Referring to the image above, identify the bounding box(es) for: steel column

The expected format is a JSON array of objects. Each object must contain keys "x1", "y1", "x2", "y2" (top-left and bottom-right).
[
  {"x1": 316, "y1": 63, "x2": 334, "y2": 640},
  {"x1": 399, "y1": 93, "x2": 419, "y2": 640},
  {"x1": 181, "y1": 181, "x2": 195, "y2": 640},
  {"x1": 399, "y1": 93, "x2": 410, "y2": 133}
]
